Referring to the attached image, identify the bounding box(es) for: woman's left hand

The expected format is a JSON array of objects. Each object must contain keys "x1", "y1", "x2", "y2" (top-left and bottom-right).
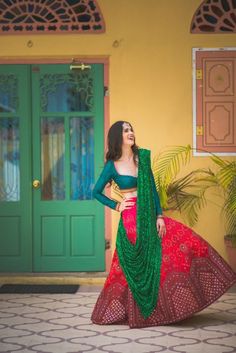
[{"x1": 156, "y1": 218, "x2": 166, "y2": 239}]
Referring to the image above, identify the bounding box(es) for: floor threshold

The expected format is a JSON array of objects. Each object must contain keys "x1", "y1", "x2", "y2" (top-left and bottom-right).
[{"x1": 0, "y1": 272, "x2": 107, "y2": 285}]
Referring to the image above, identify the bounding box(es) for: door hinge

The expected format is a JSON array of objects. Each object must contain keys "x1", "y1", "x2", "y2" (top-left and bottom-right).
[
  {"x1": 105, "y1": 239, "x2": 111, "y2": 250},
  {"x1": 196, "y1": 69, "x2": 202, "y2": 80},
  {"x1": 196, "y1": 125, "x2": 203, "y2": 136},
  {"x1": 104, "y1": 86, "x2": 109, "y2": 97}
]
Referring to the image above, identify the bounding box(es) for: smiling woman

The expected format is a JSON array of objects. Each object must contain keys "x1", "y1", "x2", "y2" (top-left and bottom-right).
[{"x1": 91, "y1": 120, "x2": 236, "y2": 328}]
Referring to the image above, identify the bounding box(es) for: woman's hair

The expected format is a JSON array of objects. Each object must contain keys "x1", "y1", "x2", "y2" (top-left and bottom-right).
[{"x1": 105, "y1": 120, "x2": 139, "y2": 163}]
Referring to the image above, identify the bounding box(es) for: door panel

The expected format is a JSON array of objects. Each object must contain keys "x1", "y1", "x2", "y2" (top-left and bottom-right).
[
  {"x1": 32, "y1": 64, "x2": 105, "y2": 271},
  {"x1": 0, "y1": 65, "x2": 32, "y2": 271}
]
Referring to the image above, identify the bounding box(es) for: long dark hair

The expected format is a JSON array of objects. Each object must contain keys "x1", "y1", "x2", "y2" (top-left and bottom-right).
[{"x1": 105, "y1": 120, "x2": 139, "y2": 164}]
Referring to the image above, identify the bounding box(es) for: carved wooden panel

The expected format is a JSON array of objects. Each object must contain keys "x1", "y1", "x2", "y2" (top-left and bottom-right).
[
  {"x1": 195, "y1": 50, "x2": 236, "y2": 153},
  {"x1": 191, "y1": 0, "x2": 236, "y2": 33},
  {"x1": 0, "y1": 0, "x2": 105, "y2": 34}
]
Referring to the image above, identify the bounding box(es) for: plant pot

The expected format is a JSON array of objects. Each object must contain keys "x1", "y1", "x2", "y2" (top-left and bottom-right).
[{"x1": 224, "y1": 235, "x2": 236, "y2": 273}]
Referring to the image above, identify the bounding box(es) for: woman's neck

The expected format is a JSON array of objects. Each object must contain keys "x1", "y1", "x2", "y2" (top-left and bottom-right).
[{"x1": 120, "y1": 146, "x2": 133, "y2": 161}]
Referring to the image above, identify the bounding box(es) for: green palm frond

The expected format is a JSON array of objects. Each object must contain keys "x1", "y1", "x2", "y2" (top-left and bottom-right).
[
  {"x1": 153, "y1": 145, "x2": 192, "y2": 187},
  {"x1": 215, "y1": 161, "x2": 236, "y2": 190},
  {"x1": 193, "y1": 169, "x2": 221, "y2": 191},
  {"x1": 152, "y1": 145, "x2": 236, "y2": 238},
  {"x1": 210, "y1": 154, "x2": 228, "y2": 168},
  {"x1": 165, "y1": 174, "x2": 208, "y2": 226},
  {"x1": 170, "y1": 191, "x2": 206, "y2": 227},
  {"x1": 223, "y1": 177, "x2": 236, "y2": 236}
]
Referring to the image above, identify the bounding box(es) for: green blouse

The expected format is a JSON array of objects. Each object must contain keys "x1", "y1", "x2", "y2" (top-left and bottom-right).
[{"x1": 93, "y1": 159, "x2": 162, "y2": 216}]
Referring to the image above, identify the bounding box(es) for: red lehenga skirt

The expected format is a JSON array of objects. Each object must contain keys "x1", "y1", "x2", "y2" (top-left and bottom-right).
[{"x1": 91, "y1": 197, "x2": 236, "y2": 328}]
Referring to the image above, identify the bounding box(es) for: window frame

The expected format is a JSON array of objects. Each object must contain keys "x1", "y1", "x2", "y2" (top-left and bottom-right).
[{"x1": 192, "y1": 47, "x2": 236, "y2": 156}]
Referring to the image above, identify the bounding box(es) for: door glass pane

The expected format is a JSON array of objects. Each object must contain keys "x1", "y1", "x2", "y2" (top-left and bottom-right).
[
  {"x1": 0, "y1": 74, "x2": 18, "y2": 113},
  {"x1": 41, "y1": 117, "x2": 65, "y2": 200},
  {"x1": 40, "y1": 71, "x2": 94, "y2": 112},
  {"x1": 0, "y1": 118, "x2": 20, "y2": 201},
  {"x1": 70, "y1": 117, "x2": 94, "y2": 200}
]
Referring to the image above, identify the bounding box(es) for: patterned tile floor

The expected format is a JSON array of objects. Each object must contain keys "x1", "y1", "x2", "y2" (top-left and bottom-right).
[{"x1": 0, "y1": 285, "x2": 235, "y2": 353}]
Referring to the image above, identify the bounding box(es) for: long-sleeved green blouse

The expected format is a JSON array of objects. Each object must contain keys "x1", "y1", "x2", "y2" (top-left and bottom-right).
[{"x1": 93, "y1": 159, "x2": 162, "y2": 216}]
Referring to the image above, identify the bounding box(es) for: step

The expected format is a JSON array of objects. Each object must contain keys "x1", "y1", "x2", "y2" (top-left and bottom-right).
[{"x1": 0, "y1": 272, "x2": 107, "y2": 285}]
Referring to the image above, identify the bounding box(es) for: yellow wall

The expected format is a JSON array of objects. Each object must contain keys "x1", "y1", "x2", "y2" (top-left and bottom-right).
[{"x1": 1, "y1": 0, "x2": 235, "y2": 260}]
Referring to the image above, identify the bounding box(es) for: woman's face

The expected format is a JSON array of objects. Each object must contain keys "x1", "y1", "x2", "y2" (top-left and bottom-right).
[{"x1": 122, "y1": 122, "x2": 135, "y2": 146}]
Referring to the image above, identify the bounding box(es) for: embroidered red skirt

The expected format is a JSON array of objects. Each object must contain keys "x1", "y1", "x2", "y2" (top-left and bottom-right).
[{"x1": 91, "y1": 197, "x2": 236, "y2": 328}]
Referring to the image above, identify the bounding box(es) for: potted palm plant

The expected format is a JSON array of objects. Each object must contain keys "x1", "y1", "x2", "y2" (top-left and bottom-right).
[{"x1": 152, "y1": 145, "x2": 236, "y2": 271}]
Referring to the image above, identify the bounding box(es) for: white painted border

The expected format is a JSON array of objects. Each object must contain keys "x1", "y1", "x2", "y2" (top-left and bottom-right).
[{"x1": 192, "y1": 47, "x2": 236, "y2": 157}]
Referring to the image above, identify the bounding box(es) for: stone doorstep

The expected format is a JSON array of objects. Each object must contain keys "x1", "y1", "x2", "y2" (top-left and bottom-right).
[{"x1": 0, "y1": 272, "x2": 107, "y2": 285}]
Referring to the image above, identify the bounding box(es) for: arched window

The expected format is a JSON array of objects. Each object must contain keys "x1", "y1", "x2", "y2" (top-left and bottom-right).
[
  {"x1": 191, "y1": 0, "x2": 236, "y2": 33},
  {"x1": 0, "y1": 0, "x2": 105, "y2": 34}
]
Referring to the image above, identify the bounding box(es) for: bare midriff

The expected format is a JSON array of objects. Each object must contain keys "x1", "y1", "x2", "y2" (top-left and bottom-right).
[{"x1": 120, "y1": 187, "x2": 137, "y2": 199}]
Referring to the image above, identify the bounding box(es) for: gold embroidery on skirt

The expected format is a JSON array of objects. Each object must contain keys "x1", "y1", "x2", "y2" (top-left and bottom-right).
[{"x1": 111, "y1": 181, "x2": 124, "y2": 200}]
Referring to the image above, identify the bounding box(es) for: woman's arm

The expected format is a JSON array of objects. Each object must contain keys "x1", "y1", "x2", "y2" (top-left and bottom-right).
[{"x1": 93, "y1": 161, "x2": 120, "y2": 211}]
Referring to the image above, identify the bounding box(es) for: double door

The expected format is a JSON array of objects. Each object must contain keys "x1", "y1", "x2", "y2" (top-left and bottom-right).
[{"x1": 0, "y1": 64, "x2": 105, "y2": 272}]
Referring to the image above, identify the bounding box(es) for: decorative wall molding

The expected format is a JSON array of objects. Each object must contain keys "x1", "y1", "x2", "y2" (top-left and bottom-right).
[
  {"x1": 191, "y1": 0, "x2": 236, "y2": 33},
  {"x1": 0, "y1": 0, "x2": 105, "y2": 34}
]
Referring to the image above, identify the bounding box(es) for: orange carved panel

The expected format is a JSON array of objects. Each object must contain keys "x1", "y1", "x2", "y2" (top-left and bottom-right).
[
  {"x1": 205, "y1": 102, "x2": 234, "y2": 144},
  {"x1": 205, "y1": 60, "x2": 234, "y2": 96},
  {"x1": 196, "y1": 50, "x2": 236, "y2": 153}
]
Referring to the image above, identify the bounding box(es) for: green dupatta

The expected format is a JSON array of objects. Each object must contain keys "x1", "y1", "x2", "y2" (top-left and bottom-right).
[{"x1": 116, "y1": 148, "x2": 162, "y2": 319}]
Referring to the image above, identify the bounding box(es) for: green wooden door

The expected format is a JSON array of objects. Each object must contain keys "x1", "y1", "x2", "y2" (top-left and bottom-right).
[
  {"x1": 32, "y1": 64, "x2": 105, "y2": 271},
  {"x1": 0, "y1": 65, "x2": 32, "y2": 271},
  {"x1": 0, "y1": 63, "x2": 105, "y2": 272}
]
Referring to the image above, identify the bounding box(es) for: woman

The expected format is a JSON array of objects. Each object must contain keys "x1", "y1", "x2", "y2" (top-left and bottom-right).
[{"x1": 91, "y1": 120, "x2": 236, "y2": 328}]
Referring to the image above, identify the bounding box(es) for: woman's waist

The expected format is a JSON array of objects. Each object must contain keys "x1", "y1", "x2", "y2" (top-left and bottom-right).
[{"x1": 119, "y1": 187, "x2": 137, "y2": 199}]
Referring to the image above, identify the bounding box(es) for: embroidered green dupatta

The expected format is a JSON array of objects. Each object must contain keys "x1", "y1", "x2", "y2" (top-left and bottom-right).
[{"x1": 116, "y1": 148, "x2": 162, "y2": 319}]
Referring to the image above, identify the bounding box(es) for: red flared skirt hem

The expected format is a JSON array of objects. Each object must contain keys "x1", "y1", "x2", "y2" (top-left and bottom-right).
[{"x1": 91, "y1": 199, "x2": 236, "y2": 328}]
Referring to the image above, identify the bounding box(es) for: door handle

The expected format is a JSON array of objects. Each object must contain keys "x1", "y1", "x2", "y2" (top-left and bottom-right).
[{"x1": 33, "y1": 180, "x2": 40, "y2": 189}]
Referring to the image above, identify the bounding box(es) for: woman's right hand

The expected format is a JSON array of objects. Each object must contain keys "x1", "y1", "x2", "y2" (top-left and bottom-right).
[{"x1": 118, "y1": 197, "x2": 136, "y2": 212}]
